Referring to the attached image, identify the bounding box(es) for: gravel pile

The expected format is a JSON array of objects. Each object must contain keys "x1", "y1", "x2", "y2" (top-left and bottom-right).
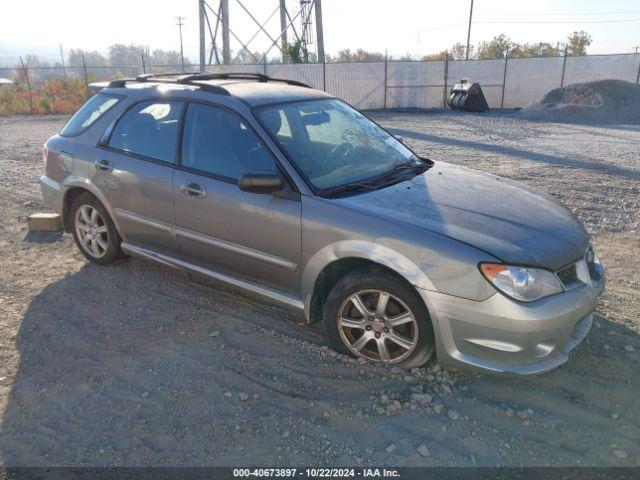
[{"x1": 520, "y1": 79, "x2": 640, "y2": 124}]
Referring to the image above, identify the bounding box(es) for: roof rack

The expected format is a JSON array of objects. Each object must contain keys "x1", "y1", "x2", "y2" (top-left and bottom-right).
[
  {"x1": 105, "y1": 72, "x2": 310, "y2": 95},
  {"x1": 107, "y1": 74, "x2": 230, "y2": 95},
  {"x1": 174, "y1": 72, "x2": 311, "y2": 88}
]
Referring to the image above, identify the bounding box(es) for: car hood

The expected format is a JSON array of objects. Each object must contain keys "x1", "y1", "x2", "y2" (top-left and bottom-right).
[{"x1": 333, "y1": 162, "x2": 589, "y2": 271}]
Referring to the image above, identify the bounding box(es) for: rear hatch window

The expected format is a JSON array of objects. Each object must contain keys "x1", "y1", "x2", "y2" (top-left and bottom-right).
[{"x1": 60, "y1": 93, "x2": 122, "y2": 137}]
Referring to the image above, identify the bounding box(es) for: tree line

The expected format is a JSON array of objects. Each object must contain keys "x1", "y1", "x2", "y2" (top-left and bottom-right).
[
  {"x1": 3, "y1": 30, "x2": 593, "y2": 80},
  {"x1": 330, "y1": 31, "x2": 592, "y2": 63}
]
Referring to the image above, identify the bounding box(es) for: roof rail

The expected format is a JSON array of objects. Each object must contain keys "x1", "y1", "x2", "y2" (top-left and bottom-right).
[
  {"x1": 176, "y1": 72, "x2": 311, "y2": 88},
  {"x1": 107, "y1": 74, "x2": 230, "y2": 96},
  {"x1": 107, "y1": 71, "x2": 310, "y2": 93}
]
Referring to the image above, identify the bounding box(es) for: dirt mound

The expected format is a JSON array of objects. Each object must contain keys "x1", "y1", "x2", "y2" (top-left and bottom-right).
[{"x1": 520, "y1": 79, "x2": 640, "y2": 124}]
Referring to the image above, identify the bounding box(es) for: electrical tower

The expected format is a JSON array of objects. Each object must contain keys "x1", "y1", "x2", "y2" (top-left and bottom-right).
[{"x1": 198, "y1": 0, "x2": 324, "y2": 70}]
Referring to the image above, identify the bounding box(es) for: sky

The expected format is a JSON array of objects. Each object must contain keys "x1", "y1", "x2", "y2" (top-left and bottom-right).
[{"x1": 1, "y1": 0, "x2": 639, "y2": 64}]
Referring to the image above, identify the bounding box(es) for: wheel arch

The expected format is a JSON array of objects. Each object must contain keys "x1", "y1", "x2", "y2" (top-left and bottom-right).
[
  {"x1": 61, "y1": 177, "x2": 122, "y2": 235},
  {"x1": 302, "y1": 240, "x2": 436, "y2": 324}
]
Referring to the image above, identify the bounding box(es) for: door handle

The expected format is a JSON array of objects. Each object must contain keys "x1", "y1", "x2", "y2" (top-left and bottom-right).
[
  {"x1": 181, "y1": 182, "x2": 207, "y2": 198},
  {"x1": 95, "y1": 159, "x2": 112, "y2": 172}
]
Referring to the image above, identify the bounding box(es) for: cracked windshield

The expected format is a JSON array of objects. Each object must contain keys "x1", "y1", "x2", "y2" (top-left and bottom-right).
[{"x1": 258, "y1": 99, "x2": 421, "y2": 190}]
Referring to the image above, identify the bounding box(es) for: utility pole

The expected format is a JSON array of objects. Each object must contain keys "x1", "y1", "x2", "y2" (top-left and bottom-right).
[
  {"x1": 465, "y1": 0, "x2": 474, "y2": 60},
  {"x1": 59, "y1": 43, "x2": 67, "y2": 78},
  {"x1": 315, "y1": 0, "x2": 325, "y2": 64},
  {"x1": 175, "y1": 16, "x2": 186, "y2": 72},
  {"x1": 199, "y1": 0, "x2": 206, "y2": 71}
]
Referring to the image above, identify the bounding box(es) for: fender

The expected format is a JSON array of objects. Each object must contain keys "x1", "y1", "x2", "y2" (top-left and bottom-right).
[
  {"x1": 301, "y1": 240, "x2": 437, "y2": 321},
  {"x1": 62, "y1": 175, "x2": 124, "y2": 237}
]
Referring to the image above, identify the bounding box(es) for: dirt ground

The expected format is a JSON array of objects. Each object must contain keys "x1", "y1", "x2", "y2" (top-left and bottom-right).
[{"x1": 0, "y1": 111, "x2": 638, "y2": 467}]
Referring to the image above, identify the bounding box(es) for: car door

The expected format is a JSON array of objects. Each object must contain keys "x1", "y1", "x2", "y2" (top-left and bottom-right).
[
  {"x1": 173, "y1": 102, "x2": 301, "y2": 295},
  {"x1": 96, "y1": 99, "x2": 184, "y2": 255}
]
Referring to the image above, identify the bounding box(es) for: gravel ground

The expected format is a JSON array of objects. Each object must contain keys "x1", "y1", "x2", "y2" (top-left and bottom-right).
[{"x1": 0, "y1": 112, "x2": 638, "y2": 467}]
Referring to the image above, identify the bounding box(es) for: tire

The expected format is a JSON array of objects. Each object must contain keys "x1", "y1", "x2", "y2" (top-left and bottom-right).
[
  {"x1": 323, "y1": 267, "x2": 435, "y2": 369},
  {"x1": 70, "y1": 192, "x2": 124, "y2": 266}
]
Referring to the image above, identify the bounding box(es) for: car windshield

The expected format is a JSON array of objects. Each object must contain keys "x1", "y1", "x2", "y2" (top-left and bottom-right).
[{"x1": 257, "y1": 99, "x2": 423, "y2": 192}]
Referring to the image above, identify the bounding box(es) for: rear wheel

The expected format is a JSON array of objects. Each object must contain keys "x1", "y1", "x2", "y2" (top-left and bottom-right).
[
  {"x1": 323, "y1": 267, "x2": 435, "y2": 368},
  {"x1": 70, "y1": 193, "x2": 124, "y2": 266}
]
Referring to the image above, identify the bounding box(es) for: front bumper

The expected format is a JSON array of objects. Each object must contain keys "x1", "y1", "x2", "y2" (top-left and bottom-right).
[{"x1": 419, "y1": 273, "x2": 604, "y2": 374}]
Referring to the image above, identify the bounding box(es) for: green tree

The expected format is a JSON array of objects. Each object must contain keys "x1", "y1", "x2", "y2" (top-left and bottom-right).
[
  {"x1": 149, "y1": 49, "x2": 185, "y2": 67},
  {"x1": 282, "y1": 41, "x2": 303, "y2": 63},
  {"x1": 477, "y1": 34, "x2": 515, "y2": 59},
  {"x1": 329, "y1": 49, "x2": 385, "y2": 63},
  {"x1": 566, "y1": 31, "x2": 592, "y2": 56},
  {"x1": 449, "y1": 42, "x2": 472, "y2": 60},
  {"x1": 108, "y1": 44, "x2": 144, "y2": 66},
  {"x1": 66, "y1": 49, "x2": 108, "y2": 68},
  {"x1": 396, "y1": 52, "x2": 415, "y2": 61},
  {"x1": 509, "y1": 42, "x2": 559, "y2": 58},
  {"x1": 66, "y1": 49, "x2": 111, "y2": 79},
  {"x1": 421, "y1": 51, "x2": 447, "y2": 61}
]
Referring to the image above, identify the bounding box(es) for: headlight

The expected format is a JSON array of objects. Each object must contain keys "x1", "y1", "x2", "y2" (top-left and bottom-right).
[{"x1": 479, "y1": 263, "x2": 563, "y2": 302}]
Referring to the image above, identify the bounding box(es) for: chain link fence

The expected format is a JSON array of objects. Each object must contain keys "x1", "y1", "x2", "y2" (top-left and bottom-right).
[{"x1": 2, "y1": 52, "x2": 640, "y2": 115}]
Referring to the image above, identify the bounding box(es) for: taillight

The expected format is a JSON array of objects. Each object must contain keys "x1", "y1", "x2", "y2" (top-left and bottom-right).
[{"x1": 43, "y1": 145, "x2": 48, "y2": 166}]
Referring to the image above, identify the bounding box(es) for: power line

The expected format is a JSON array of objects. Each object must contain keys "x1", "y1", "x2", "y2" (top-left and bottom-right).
[
  {"x1": 412, "y1": 22, "x2": 466, "y2": 34},
  {"x1": 477, "y1": 9, "x2": 640, "y2": 17},
  {"x1": 411, "y1": 15, "x2": 640, "y2": 35},
  {"x1": 475, "y1": 18, "x2": 640, "y2": 25}
]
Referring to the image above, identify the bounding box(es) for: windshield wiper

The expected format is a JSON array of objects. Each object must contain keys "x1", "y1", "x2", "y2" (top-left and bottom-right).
[
  {"x1": 321, "y1": 162, "x2": 429, "y2": 198},
  {"x1": 320, "y1": 181, "x2": 379, "y2": 197},
  {"x1": 372, "y1": 162, "x2": 428, "y2": 187}
]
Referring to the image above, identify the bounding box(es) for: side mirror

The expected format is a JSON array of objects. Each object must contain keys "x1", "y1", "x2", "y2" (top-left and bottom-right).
[{"x1": 239, "y1": 171, "x2": 284, "y2": 194}]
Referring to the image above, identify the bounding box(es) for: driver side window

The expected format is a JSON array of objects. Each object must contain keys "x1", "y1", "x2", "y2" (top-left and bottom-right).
[{"x1": 180, "y1": 103, "x2": 276, "y2": 181}]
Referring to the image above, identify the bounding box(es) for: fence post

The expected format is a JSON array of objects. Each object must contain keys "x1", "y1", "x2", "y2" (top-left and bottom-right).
[
  {"x1": 19, "y1": 56, "x2": 33, "y2": 115},
  {"x1": 81, "y1": 51, "x2": 89, "y2": 98},
  {"x1": 141, "y1": 53, "x2": 146, "y2": 74},
  {"x1": 383, "y1": 50, "x2": 388, "y2": 109},
  {"x1": 443, "y1": 51, "x2": 449, "y2": 108},
  {"x1": 59, "y1": 43, "x2": 67, "y2": 79},
  {"x1": 636, "y1": 54, "x2": 640, "y2": 84},
  {"x1": 322, "y1": 58, "x2": 326, "y2": 92},
  {"x1": 560, "y1": 45, "x2": 568, "y2": 87},
  {"x1": 263, "y1": 56, "x2": 267, "y2": 76},
  {"x1": 501, "y1": 51, "x2": 508, "y2": 109}
]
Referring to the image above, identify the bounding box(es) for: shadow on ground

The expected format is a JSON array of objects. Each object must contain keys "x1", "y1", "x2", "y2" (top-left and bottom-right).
[
  {"x1": 389, "y1": 128, "x2": 640, "y2": 181},
  {"x1": 0, "y1": 259, "x2": 638, "y2": 466}
]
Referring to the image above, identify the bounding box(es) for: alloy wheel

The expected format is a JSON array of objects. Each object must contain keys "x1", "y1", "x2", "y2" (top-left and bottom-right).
[
  {"x1": 337, "y1": 289, "x2": 418, "y2": 364},
  {"x1": 74, "y1": 204, "x2": 109, "y2": 259}
]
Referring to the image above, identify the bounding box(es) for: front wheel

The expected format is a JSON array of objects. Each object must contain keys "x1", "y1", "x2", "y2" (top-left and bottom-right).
[{"x1": 323, "y1": 267, "x2": 435, "y2": 368}]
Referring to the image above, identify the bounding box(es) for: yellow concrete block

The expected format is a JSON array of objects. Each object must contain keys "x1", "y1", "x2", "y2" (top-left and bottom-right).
[{"x1": 27, "y1": 213, "x2": 62, "y2": 232}]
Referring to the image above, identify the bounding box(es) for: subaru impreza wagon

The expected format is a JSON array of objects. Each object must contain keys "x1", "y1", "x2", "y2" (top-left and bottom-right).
[{"x1": 40, "y1": 73, "x2": 604, "y2": 373}]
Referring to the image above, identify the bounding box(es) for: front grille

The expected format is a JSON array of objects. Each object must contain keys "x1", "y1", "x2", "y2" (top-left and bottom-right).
[{"x1": 556, "y1": 263, "x2": 579, "y2": 288}]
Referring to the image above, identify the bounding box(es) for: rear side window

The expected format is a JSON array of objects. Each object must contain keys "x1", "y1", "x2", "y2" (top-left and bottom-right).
[
  {"x1": 108, "y1": 101, "x2": 184, "y2": 163},
  {"x1": 60, "y1": 93, "x2": 121, "y2": 136}
]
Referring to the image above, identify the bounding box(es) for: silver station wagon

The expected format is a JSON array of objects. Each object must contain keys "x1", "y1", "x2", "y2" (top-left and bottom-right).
[{"x1": 40, "y1": 73, "x2": 604, "y2": 373}]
